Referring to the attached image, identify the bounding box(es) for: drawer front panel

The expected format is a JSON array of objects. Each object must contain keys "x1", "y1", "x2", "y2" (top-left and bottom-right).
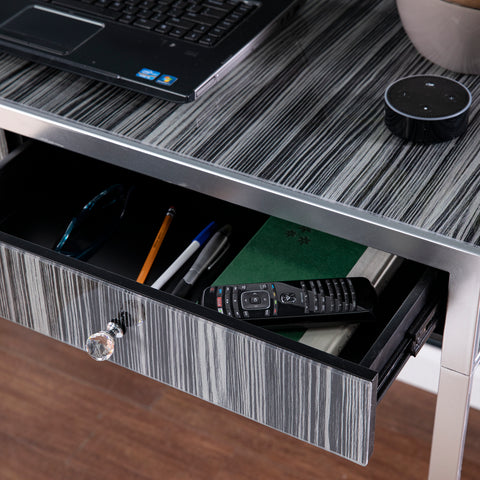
[{"x1": 0, "y1": 240, "x2": 375, "y2": 465}]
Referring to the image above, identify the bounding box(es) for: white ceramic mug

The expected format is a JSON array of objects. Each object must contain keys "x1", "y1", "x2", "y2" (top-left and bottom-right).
[{"x1": 396, "y1": 0, "x2": 480, "y2": 74}]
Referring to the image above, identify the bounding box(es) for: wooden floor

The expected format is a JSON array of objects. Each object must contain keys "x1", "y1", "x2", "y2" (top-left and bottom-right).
[{"x1": 1, "y1": 317, "x2": 479, "y2": 480}]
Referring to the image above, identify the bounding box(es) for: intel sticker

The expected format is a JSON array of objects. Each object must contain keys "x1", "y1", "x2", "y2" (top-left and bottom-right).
[{"x1": 136, "y1": 68, "x2": 160, "y2": 81}]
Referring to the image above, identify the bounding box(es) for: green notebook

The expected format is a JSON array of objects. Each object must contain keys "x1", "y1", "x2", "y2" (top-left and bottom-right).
[{"x1": 214, "y1": 217, "x2": 367, "y2": 343}]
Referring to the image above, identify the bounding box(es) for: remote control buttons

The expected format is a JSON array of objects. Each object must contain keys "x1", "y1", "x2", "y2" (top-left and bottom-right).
[
  {"x1": 216, "y1": 285, "x2": 275, "y2": 318},
  {"x1": 241, "y1": 290, "x2": 270, "y2": 310}
]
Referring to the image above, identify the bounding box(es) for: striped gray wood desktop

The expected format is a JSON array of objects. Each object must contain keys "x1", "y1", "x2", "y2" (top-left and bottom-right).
[
  {"x1": 0, "y1": 240, "x2": 375, "y2": 465},
  {"x1": 0, "y1": 0, "x2": 478, "y2": 245}
]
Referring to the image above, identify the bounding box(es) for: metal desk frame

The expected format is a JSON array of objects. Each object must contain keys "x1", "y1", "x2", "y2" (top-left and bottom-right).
[{"x1": 0, "y1": 104, "x2": 478, "y2": 478}]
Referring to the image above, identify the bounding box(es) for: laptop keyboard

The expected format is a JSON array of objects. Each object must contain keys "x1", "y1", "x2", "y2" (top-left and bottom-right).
[{"x1": 41, "y1": 0, "x2": 258, "y2": 46}]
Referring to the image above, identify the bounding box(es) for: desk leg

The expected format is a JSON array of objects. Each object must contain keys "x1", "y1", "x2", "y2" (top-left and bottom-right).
[
  {"x1": 428, "y1": 274, "x2": 480, "y2": 480},
  {"x1": 428, "y1": 367, "x2": 473, "y2": 479}
]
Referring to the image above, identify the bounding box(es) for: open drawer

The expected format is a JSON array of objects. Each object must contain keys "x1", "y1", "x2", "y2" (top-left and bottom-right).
[{"x1": 0, "y1": 141, "x2": 446, "y2": 466}]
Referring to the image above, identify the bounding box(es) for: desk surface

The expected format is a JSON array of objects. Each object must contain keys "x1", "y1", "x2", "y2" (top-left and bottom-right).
[{"x1": 0, "y1": 0, "x2": 478, "y2": 263}]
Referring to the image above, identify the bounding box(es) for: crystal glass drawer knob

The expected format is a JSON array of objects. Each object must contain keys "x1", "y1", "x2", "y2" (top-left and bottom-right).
[{"x1": 85, "y1": 321, "x2": 124, "y2": 361}]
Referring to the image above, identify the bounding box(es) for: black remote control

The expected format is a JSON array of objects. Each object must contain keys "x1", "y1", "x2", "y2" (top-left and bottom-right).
[{"x1": 201, "y1": 277, "x2": 377, "y2": 330}]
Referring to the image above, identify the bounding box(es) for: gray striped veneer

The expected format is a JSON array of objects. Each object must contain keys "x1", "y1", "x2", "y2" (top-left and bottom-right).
[
  {"x1": 0, "y1": 240, "x2": 375, "y2": 465},
  {"x1": 0, "y1": 0, "x2": 478, "y2": 245}
]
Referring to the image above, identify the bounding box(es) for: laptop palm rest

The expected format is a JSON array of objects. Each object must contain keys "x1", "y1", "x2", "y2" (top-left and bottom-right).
[{"x1": 0, "y1": 6, "x2": 103, "y2": 56}]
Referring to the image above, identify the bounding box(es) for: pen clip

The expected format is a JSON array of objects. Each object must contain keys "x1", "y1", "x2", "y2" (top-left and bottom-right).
[{"x1": 207, "y1": 242, "x2": 230, "y2": 271}]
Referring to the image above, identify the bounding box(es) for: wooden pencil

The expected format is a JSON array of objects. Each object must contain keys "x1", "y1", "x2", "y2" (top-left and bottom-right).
[{"x1": 136, "y1": 206, "x2": 176, "y2": 284}]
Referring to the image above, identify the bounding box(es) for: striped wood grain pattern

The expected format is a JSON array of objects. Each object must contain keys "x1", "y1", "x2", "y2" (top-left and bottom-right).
[
  {"x1": 0, "y1": 0, "x2": 478, "y2": 245},
  {"x1": 0, "y1": 240, "x2": 376, "y2": 465}
]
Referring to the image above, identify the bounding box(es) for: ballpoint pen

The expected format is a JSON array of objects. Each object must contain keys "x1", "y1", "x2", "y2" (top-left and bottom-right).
[
  {"x1": 136, "y1": 206, "x2": 175, "y2": 284},
  {"x1": 171, "y1": 224, "x2": 232, "y2": 298},
  {"x1": 151, "y1": 221, "x2": 216, "y2": 290}
]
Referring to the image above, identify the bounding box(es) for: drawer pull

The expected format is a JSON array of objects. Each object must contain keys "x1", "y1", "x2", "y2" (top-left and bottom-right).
[{"x1": 85, "y1": 321, "x2": 124, "y2": 361}]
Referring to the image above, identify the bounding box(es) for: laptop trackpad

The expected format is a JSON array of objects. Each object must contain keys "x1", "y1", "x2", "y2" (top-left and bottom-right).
[{"x1": 0, "y1": 6, "x2": 103, "y2": 55}]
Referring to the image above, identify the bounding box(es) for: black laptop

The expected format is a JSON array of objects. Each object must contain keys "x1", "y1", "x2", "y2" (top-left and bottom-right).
[{"x1": 0, "y1": 0, "x2": 303, "y2": 102}]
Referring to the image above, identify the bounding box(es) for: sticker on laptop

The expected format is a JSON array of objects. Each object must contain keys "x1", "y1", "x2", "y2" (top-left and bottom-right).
[
  {"x1": 156, "y1": 74, "x2": 178, "y2": 86},
  {"x1": 136, "y1": 68, "x2": 161, "y2": 81}
]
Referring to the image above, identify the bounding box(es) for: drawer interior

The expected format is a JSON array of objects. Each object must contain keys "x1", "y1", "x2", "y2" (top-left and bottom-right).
[
  {"x1": 0, "y1": 141, "x2": 268, "y2": 300},
  {"x1": 0, "y1": 141, "x2": 447, "y2": 395}
]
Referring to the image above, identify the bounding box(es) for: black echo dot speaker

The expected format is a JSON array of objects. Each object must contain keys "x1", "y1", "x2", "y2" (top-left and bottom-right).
[{"x1": 384, "y1": 75, "x2": 472, "y2": 143}]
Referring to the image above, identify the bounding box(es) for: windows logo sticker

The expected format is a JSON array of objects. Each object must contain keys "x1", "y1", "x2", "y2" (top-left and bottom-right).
[
  {"x1": 136, "y1": 68, "x2": 161, "y2": 81},
  {"x1": 156, "y1": 74, "x2": 178, "y2": 86}
]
